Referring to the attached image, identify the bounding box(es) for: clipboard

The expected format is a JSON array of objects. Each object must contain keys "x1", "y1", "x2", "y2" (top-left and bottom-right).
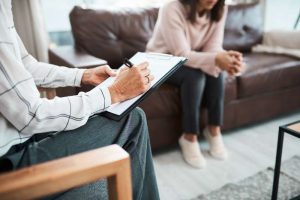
[{"x1": 100, "y1": 52, "x2": 187, "y2": 121}]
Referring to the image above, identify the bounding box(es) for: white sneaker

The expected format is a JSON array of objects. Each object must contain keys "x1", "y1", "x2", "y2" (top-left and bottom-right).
[
  {"x1": 178, "y1": 135, "x2": 207, "y2": 168},
  {"x1": 203, "y1": 128, "x2": 228, "y2": 160}
]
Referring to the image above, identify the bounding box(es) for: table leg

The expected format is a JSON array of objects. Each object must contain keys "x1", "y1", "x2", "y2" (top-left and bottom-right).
[
  {"x1": 290, "y1": 194, "x2": 300, "y2": 200},
  {"x1": 271, "y1": 128, "x2": 285, "y2": 200}
]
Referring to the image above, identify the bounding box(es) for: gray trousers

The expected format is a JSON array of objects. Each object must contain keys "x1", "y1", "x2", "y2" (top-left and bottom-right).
[
  {"x1": 167, "y1": 66, "x2": 225, "y2": 135},
  {"x1": 0, "y1": 108, "x2": 160, "y2": 200}
]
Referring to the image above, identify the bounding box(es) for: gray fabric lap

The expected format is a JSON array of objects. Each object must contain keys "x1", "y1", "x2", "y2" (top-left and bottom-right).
[
  {"x1": 1, "y1": 108, "x2": 151, "y2": 200},
  {"x1": 17, "y1": 108, "x2": 145, "y2": 167}
]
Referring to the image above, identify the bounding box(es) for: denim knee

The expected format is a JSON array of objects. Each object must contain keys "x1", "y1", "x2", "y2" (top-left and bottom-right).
[{"x1": 183, "y1": 69, "x2": 205, "y2": 85}]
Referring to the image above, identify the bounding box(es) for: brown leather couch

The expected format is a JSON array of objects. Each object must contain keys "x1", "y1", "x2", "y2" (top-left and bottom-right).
[{"x1": 49, "y1": 2, "x2": 300, "y2": 151}]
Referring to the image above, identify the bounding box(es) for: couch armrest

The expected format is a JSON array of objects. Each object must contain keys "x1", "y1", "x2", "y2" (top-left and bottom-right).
[
  {"x1": 262, "y1": 31, "x2": 300, "y2": 49},
  {"x1": 0, "y1": 145, "x2": 132, "y2": 200},
  {"x1": 49, "y1": 46, "x2": 107, "y2": 68}
]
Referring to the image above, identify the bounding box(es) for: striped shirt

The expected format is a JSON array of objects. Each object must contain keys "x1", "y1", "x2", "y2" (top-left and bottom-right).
[{"x1": 0, "y1": 0, "x2": 111, "y2": 157}]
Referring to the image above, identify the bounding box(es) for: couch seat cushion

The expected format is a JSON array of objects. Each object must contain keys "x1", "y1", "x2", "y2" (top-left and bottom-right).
[
  {"x1": 237, "y1": 53, "x2": 300, "y2": 98},
  {"x1": 140, "y1": 84, "x2": 181, "y2": 119}
]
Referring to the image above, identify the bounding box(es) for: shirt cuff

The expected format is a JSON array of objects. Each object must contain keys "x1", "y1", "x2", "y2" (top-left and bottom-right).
[
  {"x1": 98, "y1": 86, "x2": 112, "y2": 109},
  {"x1": 62, "y1": 68, "x2": 85, "y2": 87},
  {"x1": 85, "y1": 85, "x2": 112, "y2": 114},
  {"x1": 74, "y1": 69, "x2": 85, "y2": 87}
]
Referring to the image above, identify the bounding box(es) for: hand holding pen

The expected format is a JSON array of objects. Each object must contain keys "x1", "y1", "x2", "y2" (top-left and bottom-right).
[
  {"x1": 123, "y1": 58, "x2": 154, "y2": 85},
  {"x1": 108, "y1": 58, "x2": 154, "y2": 104}
]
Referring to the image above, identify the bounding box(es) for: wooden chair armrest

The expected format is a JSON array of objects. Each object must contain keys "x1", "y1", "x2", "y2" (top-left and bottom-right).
[
  {"x1": 0, "y1": 144, "x2": 132, "y2": 200},
  {"x1": 49, "y1": 46, "x2": 107, "y2": 69}
]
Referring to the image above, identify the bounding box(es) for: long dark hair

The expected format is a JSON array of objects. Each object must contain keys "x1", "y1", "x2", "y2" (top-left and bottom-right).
[{"x1": 179, "y1": 0, "x2": 225, "y2": 23}]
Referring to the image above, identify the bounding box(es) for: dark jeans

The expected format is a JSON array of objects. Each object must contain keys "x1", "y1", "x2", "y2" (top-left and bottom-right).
[
  {"x1": 167, "y1": 66, "x2": 225, "y2": 135},
  {"x1": 0, "y1": 108, "x2": 160, "y2": 200}
]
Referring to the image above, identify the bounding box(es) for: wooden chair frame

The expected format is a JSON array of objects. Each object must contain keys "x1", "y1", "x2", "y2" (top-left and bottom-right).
[{"x1": 0, "y1": 144, "x2": 132, "y2": 200}]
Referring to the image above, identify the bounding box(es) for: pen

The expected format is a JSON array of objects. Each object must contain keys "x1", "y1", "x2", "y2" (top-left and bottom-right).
[{"x1": 124, "y1": 58, "x2": 134, "y2": 68}]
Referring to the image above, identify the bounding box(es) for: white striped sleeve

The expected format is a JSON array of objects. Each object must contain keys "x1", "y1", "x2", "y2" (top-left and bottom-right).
[
  {"x1": 17, "y1": 33, "x2": 85, "y2": 88},
  {"x1": 0, "y1": 44, "x2": 111, "y2": 135}
]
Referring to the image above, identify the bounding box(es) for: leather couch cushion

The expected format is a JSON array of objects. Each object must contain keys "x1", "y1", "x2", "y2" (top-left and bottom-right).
[
  {"x1": 140, "y1": 84, "x2": 181, "y2": 119},
  {"x1": 224, "y1": 75, "x2": 237, "y2": 102},
  {"x1": 237, "y1": 53, "x2": 300, "y2": 98},
  {"x1": 223, "y1": 2, "x2": 263, "y2": 52},
  {"x1": 70, "y1": 6, "x2": 159, "y2": 68}
]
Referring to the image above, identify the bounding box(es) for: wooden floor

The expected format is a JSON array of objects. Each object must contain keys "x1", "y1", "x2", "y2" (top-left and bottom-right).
[{"x1": 153, "y1": 112, "x2": 300, "y2": 200}]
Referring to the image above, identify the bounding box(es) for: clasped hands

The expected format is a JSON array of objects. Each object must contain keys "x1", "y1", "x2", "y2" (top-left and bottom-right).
[
  {"x1": 215, "y1": 50, "x2": 245, "y2": 76},
  {"x1": 81, "y1": 62, "x2": 154, "y2": 104}
]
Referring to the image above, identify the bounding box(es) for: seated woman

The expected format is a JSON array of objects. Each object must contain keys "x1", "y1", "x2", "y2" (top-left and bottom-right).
[{"x1": 147, "y1": 0, "x2": 243, "y2": 168}]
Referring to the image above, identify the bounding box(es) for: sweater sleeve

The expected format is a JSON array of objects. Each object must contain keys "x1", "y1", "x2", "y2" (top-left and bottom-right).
[
  {"x1": 156, "y1": 2, "x2": 225, "y2": 77},
  {"x1": 16, "y1": 33, "x2": 85, "y2": 88},
  {"x1": 0, "y1": 43, "x2": 111, "y2": 135}
]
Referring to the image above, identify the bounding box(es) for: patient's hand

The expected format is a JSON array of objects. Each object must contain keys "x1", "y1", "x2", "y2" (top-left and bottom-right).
[
  {"x1": 108, "y1": 62, "x2": 155, "y2": 104},
  {"x1": 215, "y1": 51, "x2": 243, "y2": 76},
  {"x1": 81, "y1": 65, "x2": 117, "y2": 86}
]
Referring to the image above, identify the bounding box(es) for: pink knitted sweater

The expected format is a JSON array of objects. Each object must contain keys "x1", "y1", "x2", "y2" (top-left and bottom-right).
[{"x1": 147, "y1": 0, "x2": 228, "y2": 77}]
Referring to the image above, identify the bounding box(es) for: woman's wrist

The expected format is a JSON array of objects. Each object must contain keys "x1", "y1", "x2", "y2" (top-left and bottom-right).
[{"x1": 215, "y1": 53, "x2": 223, "y2": 70}]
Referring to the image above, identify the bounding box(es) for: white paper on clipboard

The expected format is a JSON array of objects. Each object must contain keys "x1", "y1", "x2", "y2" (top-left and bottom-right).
[{"x1": 99, "y1": 52, "x2": 186, "y2": 116}]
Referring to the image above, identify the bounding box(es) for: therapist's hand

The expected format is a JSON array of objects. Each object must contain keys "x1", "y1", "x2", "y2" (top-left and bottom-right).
[
  {"x1": 81, "y1": 65, "x2": 117, "y2": 86},
  {"x1": 108, "y1": 62, "x2": 155, "y2": 104}
]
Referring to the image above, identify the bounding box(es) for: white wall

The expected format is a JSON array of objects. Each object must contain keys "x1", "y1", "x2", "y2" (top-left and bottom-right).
[
  {"x1": 41, "y1": 0, "x2": 168, "y2": 32},
  {"x1": 264, "y1": 0, "x2": 300, "y2": 30}
]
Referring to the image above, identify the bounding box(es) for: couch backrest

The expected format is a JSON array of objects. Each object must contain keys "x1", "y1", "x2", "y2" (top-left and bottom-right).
[
  {"x1": 223, "y1": 2, "x2": 263, "y2": 52},
  {"x1": 70, "y1": 2, "x2": 263, "y2": 68},
  {"x1": 70, "y1": 6, "x2": 159, "y2": 68}
]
